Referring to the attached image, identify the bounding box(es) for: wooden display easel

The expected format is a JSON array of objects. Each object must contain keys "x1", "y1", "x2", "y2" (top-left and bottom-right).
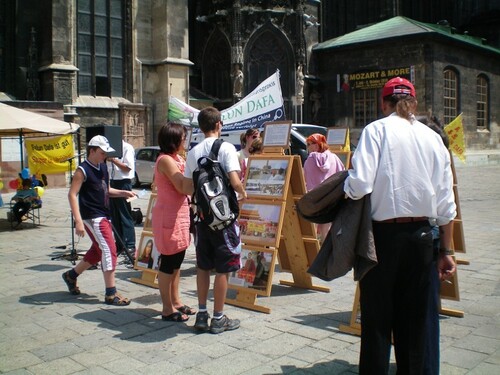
[
  {"x1": 278, "y1": 156, "x2": 329, "y2": 292},
  {"x1": 226, "y1": 138, "x2": 329, "y2": 313},
  {"x1": 130, "y1": 187, "x2": 160, "y2": 289}
]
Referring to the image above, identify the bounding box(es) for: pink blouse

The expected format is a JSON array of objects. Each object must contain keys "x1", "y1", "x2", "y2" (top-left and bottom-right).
[{"x1": 152, "y1": 153, "x2": 190, "y2": 255}]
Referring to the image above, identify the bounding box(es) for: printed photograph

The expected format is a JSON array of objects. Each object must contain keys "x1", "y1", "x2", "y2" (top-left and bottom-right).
[
  {"x1": 229, "y1": 247, "x2": 277, "y2": 296},
  {"x1": 245, "y1": 157, "x2": 290, "y2": 198},
  {"x1": 239, "y1": 201, "x2": 284, "y2": 247},
  {"x1": 135, "y1": 232, "x2": 160, "y2": 271}
]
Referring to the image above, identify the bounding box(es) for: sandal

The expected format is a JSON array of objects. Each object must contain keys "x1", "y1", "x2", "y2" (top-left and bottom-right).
[
  {"x1": 62, "y1": 271, "x2": 81, "y2": 295},
  {"x1": 104, "y1": 293, "x2": 131, "y2": 306},
  {"x1": 176, "y1": 305, "x2": 196, "y2": 315},
  {"x1": 162, "y1": 312, "x2": 189, "y2": 322}
]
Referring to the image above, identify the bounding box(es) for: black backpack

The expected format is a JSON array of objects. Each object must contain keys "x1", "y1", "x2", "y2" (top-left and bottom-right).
[{"x1": 192, "y1": 139, "x2": 239, "y2": 231}]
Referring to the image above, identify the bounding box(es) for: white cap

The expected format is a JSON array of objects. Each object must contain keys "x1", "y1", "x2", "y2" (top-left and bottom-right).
[{"x1": 88, "y1": 135, "x2": 115, "y2": 152}]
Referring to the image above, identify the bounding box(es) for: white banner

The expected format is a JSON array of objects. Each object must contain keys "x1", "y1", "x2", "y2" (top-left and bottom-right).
[{"x1": 168, "y1": 70, "x2": 285, "y2": 132}]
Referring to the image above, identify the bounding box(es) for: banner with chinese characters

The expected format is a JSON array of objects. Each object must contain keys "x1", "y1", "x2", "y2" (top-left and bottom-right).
[
  {"x1": 444, "y1": 113, "x2": 466, "y2": 163},
  {"x1": 25, "y1": 135, "x2": 76, "y2": 174}
]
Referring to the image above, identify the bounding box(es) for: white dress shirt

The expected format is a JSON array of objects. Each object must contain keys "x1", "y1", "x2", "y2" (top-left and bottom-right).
[
  {"x1": 344, "y1": 113, "x2": 456, "y2": 226},
  {"x1": 110, "y1": 141, "x2": 135, "y2": 180}
]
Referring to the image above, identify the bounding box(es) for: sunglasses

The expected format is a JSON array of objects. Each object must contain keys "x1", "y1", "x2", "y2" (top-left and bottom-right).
[{"x1": 251, "y1": 134, "x2": 259, "y2": 139}]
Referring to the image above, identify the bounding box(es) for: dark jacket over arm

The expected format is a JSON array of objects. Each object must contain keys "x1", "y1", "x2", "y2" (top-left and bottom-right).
[{"x1": 297, "y1": 171, "x2": 377, "y2": 281}]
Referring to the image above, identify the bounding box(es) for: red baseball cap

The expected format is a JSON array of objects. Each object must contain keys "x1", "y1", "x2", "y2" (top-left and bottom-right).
[{"x1": 382, "y1": 77, "x2": 416, "y2": 98}]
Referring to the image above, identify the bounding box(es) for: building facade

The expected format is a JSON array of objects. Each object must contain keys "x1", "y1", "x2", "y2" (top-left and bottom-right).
[
  {"x1": 312, "y1": 17, "x2": 500, "y2": 149},
  {"x1": 0, "y1": 0, "x2": 191, "y2": 149}
]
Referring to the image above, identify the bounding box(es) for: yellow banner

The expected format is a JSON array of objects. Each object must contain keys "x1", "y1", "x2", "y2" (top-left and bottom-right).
[
  {"x1": 444, "y1": 113, "x2": 466, "y2": 163},
  {"x1": 341, "y1": 128, "x2": 350, "y2": 152},
  {"x1": 26, "y1": 135, "x2": 76, "y2": 174}
]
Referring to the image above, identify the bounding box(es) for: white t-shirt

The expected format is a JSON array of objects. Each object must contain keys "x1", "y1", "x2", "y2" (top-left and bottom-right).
[
  {"x1": 184, "y1": 137, "x2": 241, "y2": 179},
  {"x1": 109, "y1": 141, "x2": 135, "y2": 180},
  {"x1": 344, "y1": 113, "x2": 456, "y2": 226}
]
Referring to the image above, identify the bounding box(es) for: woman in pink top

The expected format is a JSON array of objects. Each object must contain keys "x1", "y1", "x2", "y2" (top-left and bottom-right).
[
  {"x1": 153, "y1": 123, "x2": 194, "y2": 322},
  {"x1": 303, "y1": 133, "x2": 345, "y2": 243}
]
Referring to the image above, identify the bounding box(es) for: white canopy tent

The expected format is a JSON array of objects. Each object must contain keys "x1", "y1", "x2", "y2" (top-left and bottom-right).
[{"x1": 0, "y1": 102, "x2": 80, "y2": 169}]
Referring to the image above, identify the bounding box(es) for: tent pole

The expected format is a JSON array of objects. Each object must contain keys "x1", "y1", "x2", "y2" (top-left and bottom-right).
[{"x1": 19, "y1": 130, "x2": 24, "y2": 170}]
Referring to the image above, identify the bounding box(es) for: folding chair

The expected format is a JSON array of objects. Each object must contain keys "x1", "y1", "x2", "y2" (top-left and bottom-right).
[{"x1": 9, "y1": 198, "x2": 42, "y2": 229}]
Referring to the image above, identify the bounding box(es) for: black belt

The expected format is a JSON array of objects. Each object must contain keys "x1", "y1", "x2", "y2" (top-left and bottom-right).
[{"x1": 375, "y1": 217, "x2": 428, "y2": 224}]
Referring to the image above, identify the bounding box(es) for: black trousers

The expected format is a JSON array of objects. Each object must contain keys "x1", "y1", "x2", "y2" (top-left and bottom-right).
[
  {"x1": 110, "y1": 179, "x2": 135, "y2": 250},
  {"x1": 359, "y1": 221, "x2": 434, "y2": 375}
]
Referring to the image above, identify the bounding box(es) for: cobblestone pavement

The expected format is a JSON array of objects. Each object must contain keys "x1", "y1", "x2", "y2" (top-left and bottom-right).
[{"x1": 0, "y1": 164, "x2": 499, "y2": 374}]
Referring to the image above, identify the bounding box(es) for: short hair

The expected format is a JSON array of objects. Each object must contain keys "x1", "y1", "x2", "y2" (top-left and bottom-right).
[
  {"x1": 157, "y1": 122, "x2": 186, "y2": 154},
  {"x1": 197, "y1": 107, "x2": 221, "y2": 133}
]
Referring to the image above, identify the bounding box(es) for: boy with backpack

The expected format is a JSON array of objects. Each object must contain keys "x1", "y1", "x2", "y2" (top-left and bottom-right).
[{"x1": 183, "y1": 107, "x2": 247, "y2": 334}]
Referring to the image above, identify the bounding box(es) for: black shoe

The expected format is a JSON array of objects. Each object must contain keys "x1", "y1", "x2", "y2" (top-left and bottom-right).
[
  {"x1": 194, "y1": 311, "x2": 210, "y2": 332},
  {"x1": 210, "y1": 315, "x2": 240, "y2": 334}
]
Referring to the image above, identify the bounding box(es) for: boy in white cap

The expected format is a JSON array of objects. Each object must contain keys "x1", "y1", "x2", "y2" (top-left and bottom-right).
[{"x1": 62, "y1": 135, "x2": 136, "y2": 305}]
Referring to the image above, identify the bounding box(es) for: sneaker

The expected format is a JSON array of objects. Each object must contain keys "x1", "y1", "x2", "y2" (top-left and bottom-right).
[
  {"x1": 210, "y1": 315, "x2": 240, "y2": 334},
  {"x1": 194, "y1": 311, "x2": 210, "y2": 332}
]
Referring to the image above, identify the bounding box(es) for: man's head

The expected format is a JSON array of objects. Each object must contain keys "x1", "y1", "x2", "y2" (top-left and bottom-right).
[
  {"x1": 197, "y1": 107, "x2": 222, "y2": 135},
  {"x1": 382, "y1": 77, "x2": 416, "y2": 99},
  {"x1": 381, "y1": 77, "x2": 418, "y2": 120}
]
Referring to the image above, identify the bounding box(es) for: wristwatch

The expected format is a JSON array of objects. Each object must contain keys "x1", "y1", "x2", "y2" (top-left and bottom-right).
[{"x1": 439, "y1": 247, "x2": 454, "y2": 256}]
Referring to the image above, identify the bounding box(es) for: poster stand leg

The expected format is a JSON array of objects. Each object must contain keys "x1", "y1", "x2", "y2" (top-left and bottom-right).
[
  {"x1": 130, "y1": 270, "x2": 158, "y2": 288},
  {"x1": 225, "y1": 289, "x2": 271, "y2": 314},
  {"x1": 339, "y1": 283, "x2": 362, "y2": 336},
  {"x1": 278, "y1": 279, "x2": 330, "y2": 293}
]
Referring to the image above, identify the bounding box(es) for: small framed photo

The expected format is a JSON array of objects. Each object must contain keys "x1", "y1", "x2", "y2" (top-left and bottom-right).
[
  {"x1": 134, "y1": 231, "x2": 160, "y2": 271},
  {"x1": 228, "y1": 246, "x2": 277, "y2": 296},
  {"x1": 262, "y1": 121, "x2": 292, "y2": 148},
  {"x1": 327, "y1": 127, "x2": 348, "y2": 147},
  {"x1": 333, "y1": 151, "x2": 351, "y2": 169},
  {"x1": 239, "y1": 200, "x2": 285, "y2": 248},
  {"x1": 143, "y1": 193, "x2": 157, "y2": 229},
  {"x1": 245, "y1": 156, "x2": 290, "y2": 199}
]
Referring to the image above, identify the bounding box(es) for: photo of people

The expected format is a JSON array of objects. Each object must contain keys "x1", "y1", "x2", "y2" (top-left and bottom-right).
[
  {"x1": 245, "y1": 157, "x2": 289, "y2": 198},
  {"x1": 229, "y1": 248, "x2": 276, "y2": 294},
  {"x1": 135, "y1": 233, "x2": 160, "y2": 270},
  {"x1": 239, "y1": 201, "x2": 284, "y2": 247}
]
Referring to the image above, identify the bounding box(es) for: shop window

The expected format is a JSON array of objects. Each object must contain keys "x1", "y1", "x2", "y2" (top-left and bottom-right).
[
  {"x1": 77, "y1": 0, "x2": 124, "y2": 97},
  {"x1": 476, "y1": 75, "x2": 489, "y2": 129},
  {"x1": 353, "y1": 89, "x2": 377, "y2": 127},
  {"x1": 443, "y1": 68, "x2": 459, "y2": 125}
]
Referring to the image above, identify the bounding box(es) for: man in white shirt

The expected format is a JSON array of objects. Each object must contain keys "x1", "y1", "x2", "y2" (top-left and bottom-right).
[
  {"x1": 109, "y1": 140, "x2": 136, "y2": 258},
  {"x1": 182, "y1": 107, "x2": 247, "y2": 334},
  {"x1": 344, "y1": 77, "x2": 456, "y2": 373}
]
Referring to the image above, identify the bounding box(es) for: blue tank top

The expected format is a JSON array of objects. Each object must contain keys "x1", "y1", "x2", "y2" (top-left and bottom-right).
[{"x1": 78, "y1": 160, "x2": 110, "y2": 219}]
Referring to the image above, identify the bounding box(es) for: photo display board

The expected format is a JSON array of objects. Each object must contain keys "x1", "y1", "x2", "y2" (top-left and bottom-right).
[
  {"x1": 228, "y1": 246, "x2": 277, "y2": 296},
  {"x1": 262, "y1": 121, "x2": 292, "y2": 148},
  {"x1": 134, "y1": 231, "x2": 160, "y2": 271},
  {"x1": 245, "y1": 156, "x2": 291, "y2": 199},
  {"x1": 326, "y1": 127, "x2": 348, "y2": 147},
  {"x1": 239, "y1": 200, "x2": 286, "y2": 248}
]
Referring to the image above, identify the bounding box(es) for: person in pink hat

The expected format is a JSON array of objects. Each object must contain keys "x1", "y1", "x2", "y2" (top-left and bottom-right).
[
  {"x1": 344, "y1": 77, "x2": 456, "y2": 373},
  {"x1": 62, "y1": 135, "x2": 136, "y2": 306}
]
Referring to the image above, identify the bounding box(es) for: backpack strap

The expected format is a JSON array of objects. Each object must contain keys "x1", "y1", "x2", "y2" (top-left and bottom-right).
[{"x1": 208, "y1": 139, "x2": 224, "y2": 160}]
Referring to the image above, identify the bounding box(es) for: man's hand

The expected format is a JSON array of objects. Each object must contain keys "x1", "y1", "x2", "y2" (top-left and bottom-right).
[{"x1": 438, "y1": 254, "x2": 456, "y2": 281}]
